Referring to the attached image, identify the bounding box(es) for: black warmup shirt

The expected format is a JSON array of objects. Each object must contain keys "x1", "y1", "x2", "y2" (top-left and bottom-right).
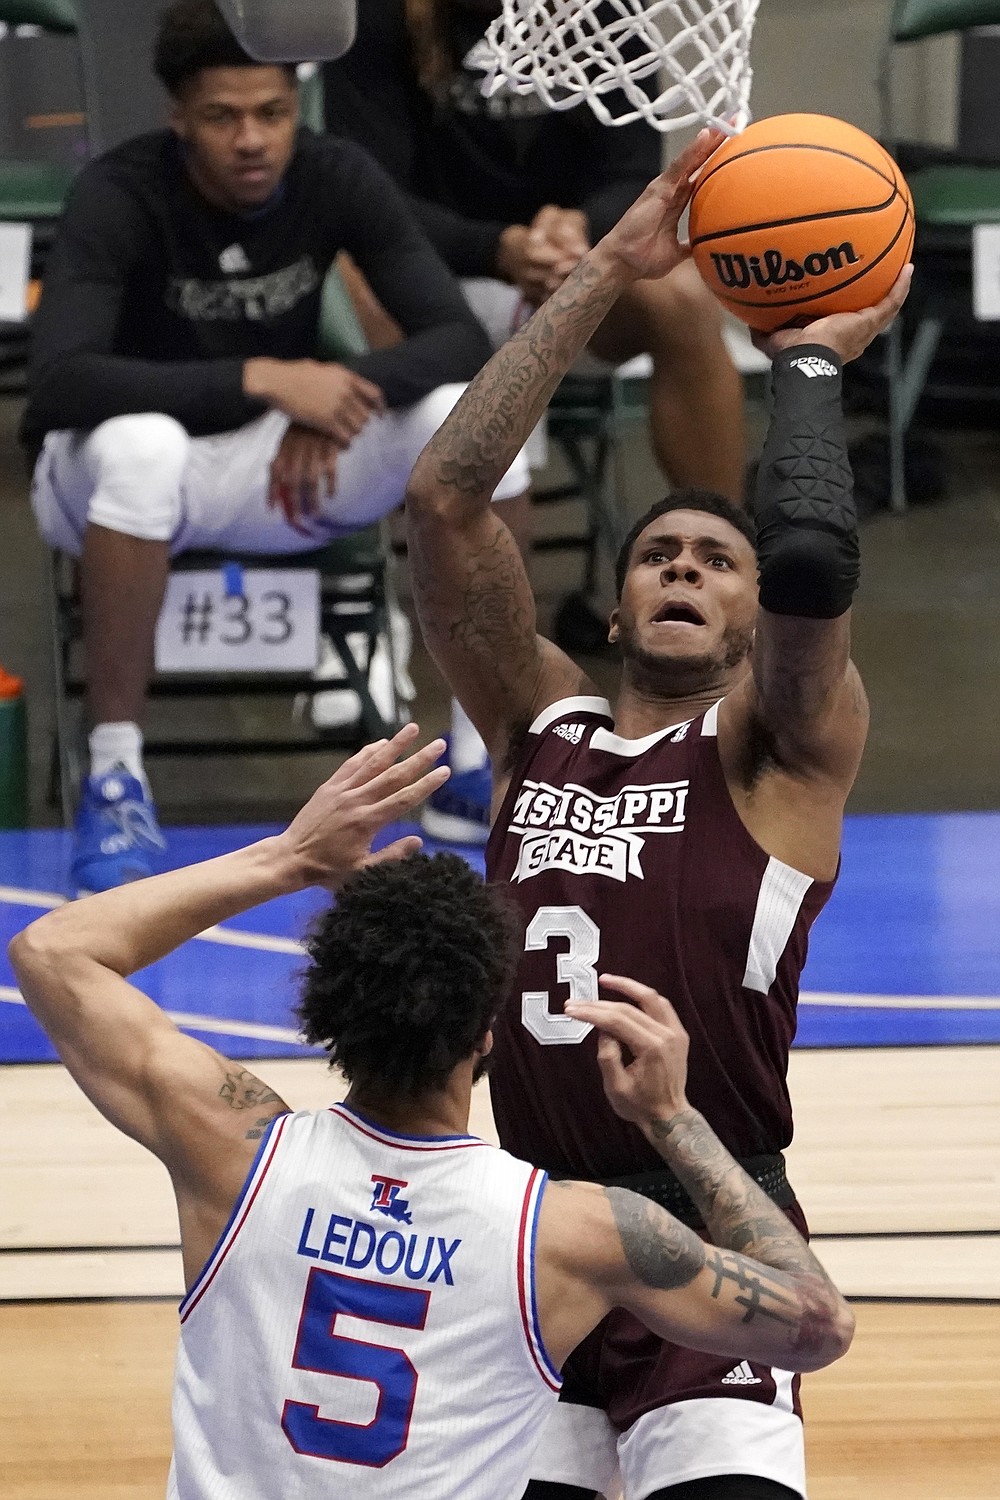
[
  {"x1": 22, "y1": 126, "x2": 491, "y2": 446},
  {"x1": 322, "y1": 0, "x2": 661, "y2": 278}
]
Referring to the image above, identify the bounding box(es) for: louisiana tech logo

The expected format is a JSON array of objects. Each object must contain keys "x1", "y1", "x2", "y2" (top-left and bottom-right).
[{"x1": 370, "y1": 1175, "x2": 413, "y2": 1225}]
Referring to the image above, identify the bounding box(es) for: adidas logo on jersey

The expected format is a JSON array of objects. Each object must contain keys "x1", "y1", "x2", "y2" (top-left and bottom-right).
[
  {"x1": 552, "y1": 722, "x2": 585, "y2": 745},
  {"x1": 789, "y1": 355, "x2": 838, "y2": 379},
  {"x1": 722, "y1": 1361, "x2": 761, "y2": 1385}
]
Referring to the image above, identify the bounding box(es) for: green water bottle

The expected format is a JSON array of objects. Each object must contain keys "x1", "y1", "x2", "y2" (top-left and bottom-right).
[{"x1": 0, "y1": 667, "x2": 27, "y2": 829}]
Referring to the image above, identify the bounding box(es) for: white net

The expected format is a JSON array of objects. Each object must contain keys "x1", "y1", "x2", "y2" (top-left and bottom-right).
[{"x1": 474, "y1": 0, "x2": 760, "y2": 134}]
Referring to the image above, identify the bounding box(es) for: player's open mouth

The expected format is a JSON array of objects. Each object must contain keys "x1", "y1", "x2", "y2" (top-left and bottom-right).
[{"x1": 652, "y1": 602, "x2": 706, "y2": 626}]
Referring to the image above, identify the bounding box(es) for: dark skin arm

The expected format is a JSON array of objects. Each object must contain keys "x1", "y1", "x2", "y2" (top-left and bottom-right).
[
  {"x1": 405, "y1": 129, "x2": 726, "y2": 770},
  {"x1": 8, "y1": 728, "x2": 448, "y2": 1288}
]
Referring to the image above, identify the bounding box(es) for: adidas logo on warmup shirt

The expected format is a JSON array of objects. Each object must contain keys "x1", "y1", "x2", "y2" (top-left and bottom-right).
[
  {"x1": 722, "y1": 1361, "x2": 762, "y2": 1386},
  {"x1": 789, "y1": 355, "x2": 838, "y2": 379}
]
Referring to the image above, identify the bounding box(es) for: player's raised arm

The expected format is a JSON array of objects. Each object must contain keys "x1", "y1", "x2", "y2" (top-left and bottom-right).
[
  {"x1": 7, "y1": 729, "x2": 447, "y2": 1176},
  {"x1": 722, "y1": 271, "x2": 912, "y2": 791},
  {"x1": 404, "y1": 129, "x2": 726, "y2": 763},
  {"x1": 534, "y1": 978, "x2": 854, "y2": 1374}
]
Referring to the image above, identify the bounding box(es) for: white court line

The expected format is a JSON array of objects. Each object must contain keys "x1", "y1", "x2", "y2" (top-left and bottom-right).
[
  {"x1": 3, "y1": 885, "x2": 1000, "y2": 1014},
  {"x1": 799, "y1": 992, "x2": 1000, "y2": 1011},
  {"x1": 0, "y1": 884, "x2": 304, "y2": 955},
  {"x1": 3, "y1": 978, "x2": 1000, "y2": 1031},
  {"x1": 0, "y1": 984, "x2": 303, "y2": 1044}
]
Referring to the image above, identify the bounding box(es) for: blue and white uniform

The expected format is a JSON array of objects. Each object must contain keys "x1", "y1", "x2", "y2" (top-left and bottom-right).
[{"x1": 168, "y1": 1103, "x2": 561, "y2": 1499}]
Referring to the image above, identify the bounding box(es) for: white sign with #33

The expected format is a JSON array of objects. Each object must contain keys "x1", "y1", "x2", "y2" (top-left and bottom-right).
[{"x1": 155, "y1": 568, "x2": 320, "y2": 673}]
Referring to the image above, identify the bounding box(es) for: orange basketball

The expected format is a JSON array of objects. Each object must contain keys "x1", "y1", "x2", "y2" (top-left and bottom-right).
[{"x1": 688, "y1": 113, "x2": 914, "y2": 333}]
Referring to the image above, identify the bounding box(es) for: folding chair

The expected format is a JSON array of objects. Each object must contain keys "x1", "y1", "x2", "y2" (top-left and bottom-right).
[{"x1": 881, "y1": 0, "x2": 1000, "y2": 511}]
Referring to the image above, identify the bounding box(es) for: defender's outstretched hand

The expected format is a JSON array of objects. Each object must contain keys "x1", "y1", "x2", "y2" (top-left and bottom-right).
[
  {"x1": 597, "y1": 128, "x2": 727, "y2": 284},
  {"x1": 753, "y1": 263, "x2": 913, "y2": 365},
  {"x1": 277, "y1": 724, "x2": 450, "y2": 890},
  {"x1": 566, "y1": 975, "x2": 691, "y2": 1134}
]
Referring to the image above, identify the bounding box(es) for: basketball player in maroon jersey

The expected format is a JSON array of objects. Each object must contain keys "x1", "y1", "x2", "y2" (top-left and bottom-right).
[{"x1": 405, "y1": 128, "x2": 910, "y2": 1500}]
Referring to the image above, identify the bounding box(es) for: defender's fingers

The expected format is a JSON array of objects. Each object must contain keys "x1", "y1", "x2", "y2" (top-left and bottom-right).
[
  {"x1": 360, "y1": 737, "x2": 448, "y2": 803},
  {"x1": 565, "y1": 999, "x2": 663, "y2": 1051},
  {"x1": 373, "y1": 764, "x2": 451, "y2": 821},
  {"x1": 331, "y1": 725, "x2": 419, "y2": 788},
  {"x1": 593, "y1": 1030, "x2": 630, "y2": 1095},
  {"x1": 364, "y1": 834, "x2": 424, "y2": 868},
  {"x1": 598, "y1": 973, "x2": 681, "y2": 1027}
]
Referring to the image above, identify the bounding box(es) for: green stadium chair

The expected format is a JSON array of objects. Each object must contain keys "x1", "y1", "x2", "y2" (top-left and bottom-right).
[
  {"x1": 881, "y1": 0, "x2": 1000, "y2": 511},
  {"x1": 0, "y1": 1, "x2": 81, "y2": 230}
]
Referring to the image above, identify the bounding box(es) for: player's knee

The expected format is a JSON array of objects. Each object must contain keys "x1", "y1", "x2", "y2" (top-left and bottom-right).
[
  {"x1": 643, "y1": 259, "x2": 726, "y2": 356},
  {"x1": 83, "y1": 413, "x2": 190, "y2": 541},
  {"x1": 408, "y1": 382, "x2": 467, "y2": 449}
]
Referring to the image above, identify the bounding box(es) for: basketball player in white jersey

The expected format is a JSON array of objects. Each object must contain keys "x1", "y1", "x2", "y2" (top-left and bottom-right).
[{"x1": 11, "y1": 725, "x2": 853, "y2": 1499}]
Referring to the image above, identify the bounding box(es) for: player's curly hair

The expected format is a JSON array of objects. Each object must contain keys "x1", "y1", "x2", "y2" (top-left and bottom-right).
[
  {"x1": 154, "y1": 0, "x2": 297, "y2": 96},
  {"x1": 614, "y1": 490, "x2": 758, "y2": 599},
  {"x1": 297, "y1": 852, "x2": 520, "y2": 1097}
]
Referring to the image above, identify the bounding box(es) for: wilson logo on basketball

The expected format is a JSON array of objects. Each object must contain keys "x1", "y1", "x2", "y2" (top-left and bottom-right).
[{"x1": 708, "y1": 242, "x2": 862, "y2": 292}]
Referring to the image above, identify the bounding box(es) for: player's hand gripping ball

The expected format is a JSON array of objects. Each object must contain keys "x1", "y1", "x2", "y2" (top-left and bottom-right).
[{"x1": 688, "y1": 113, "x2": 914, "y2": 333}]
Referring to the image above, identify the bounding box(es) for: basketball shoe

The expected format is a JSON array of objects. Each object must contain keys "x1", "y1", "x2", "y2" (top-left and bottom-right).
[
  {"x1": 420, "y1": 737, "x2": 492, "y2": 846},
  {"x1": 72, "y1": 767, "x2": 167, "y2": 895}
]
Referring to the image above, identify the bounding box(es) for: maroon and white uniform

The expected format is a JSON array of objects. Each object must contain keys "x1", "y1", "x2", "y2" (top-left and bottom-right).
[{"x1": 486, "y1": 695, "x2": 836, "y2": 1499}]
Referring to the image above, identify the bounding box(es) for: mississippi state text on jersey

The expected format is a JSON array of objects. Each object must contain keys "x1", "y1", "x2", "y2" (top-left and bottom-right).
[
  {"x1": 168, "y1": 1104, "x2": 560, "y2": 1500},
  {"x1": 487, "y1": 696, "x2": 836, "y2": 1179}
]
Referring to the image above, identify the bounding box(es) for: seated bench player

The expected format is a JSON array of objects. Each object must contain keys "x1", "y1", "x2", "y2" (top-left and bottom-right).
[{"x1": 22, "y1": 0, "x2": 529, "y2": 894}]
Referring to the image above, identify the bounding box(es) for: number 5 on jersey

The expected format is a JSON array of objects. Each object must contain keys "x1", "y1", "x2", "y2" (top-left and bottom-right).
[
  {"x1": 522, "y1": 905, "x2": 601, "y2": 1045},
  {"x1": 282, "y1": 1268, "x2": 429, "y2": 1467}
]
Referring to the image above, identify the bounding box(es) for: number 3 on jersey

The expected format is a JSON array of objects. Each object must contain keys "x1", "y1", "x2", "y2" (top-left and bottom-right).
[{"x1": 522, "y1": 905, "x2": 601, "y2": 1045}]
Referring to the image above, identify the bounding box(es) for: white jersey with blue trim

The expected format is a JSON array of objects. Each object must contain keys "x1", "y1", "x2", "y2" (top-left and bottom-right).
[{"x1": 168, "y1": 1103, "x2": 561, "y2": 1500}]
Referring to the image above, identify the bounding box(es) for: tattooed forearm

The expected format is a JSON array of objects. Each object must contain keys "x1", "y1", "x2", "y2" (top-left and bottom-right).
[
  {"x1": 218, "y1": 1069, "x2": 286, "y2": 1113},
  {"x1": 408, "y1": 251, "x2": 628, "y2": 508},
  {"x1": 646, "y1": 1109, "x2": 828, "y2": 1281},
  {"x1": 606, "y1": 1187, "x2": 706, "y2": 1290}
]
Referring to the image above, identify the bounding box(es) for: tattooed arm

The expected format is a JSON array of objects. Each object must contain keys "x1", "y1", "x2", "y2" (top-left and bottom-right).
[
  {"x1": 7, "y1": 729, "x2": 445, "y2": 1168},
  {"x1": 404, "y1": 130, "x2": 725, "y2": 761},
  {"x1": 534, "y1": 976, "x2": 854, "y2": 1372}
]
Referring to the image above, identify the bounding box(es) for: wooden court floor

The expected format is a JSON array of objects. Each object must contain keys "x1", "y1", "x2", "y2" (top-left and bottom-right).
[{"x1": 2, "y1": 1045, "x2": 998, "y2": 1498}]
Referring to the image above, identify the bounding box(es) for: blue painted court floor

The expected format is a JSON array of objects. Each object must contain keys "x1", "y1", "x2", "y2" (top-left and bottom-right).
[{"x1": 2, "y1": 813, "x2": 999, "y2": 1063}]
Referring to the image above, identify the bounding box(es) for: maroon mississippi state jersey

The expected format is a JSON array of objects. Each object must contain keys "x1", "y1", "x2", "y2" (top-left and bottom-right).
[{"x1": 487, "y1": 695, "x2": 836, "y2": 1179}]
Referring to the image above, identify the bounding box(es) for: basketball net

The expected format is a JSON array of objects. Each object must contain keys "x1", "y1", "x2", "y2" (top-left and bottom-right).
[{"x1": 475, "y1": 0, "x2": 760, "y2": 135}]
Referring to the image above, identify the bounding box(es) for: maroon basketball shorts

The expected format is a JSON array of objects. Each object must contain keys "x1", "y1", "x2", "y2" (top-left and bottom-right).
[{"x1": 528, "y1": 1200, "x2": 810, "y2": 1499}]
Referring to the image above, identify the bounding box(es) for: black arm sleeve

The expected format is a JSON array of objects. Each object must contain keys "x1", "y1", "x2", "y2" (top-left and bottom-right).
[
  {"x1": 327, "y1": 143, "x2": 492, "y2": 408},
  {"x1": 754, "y1": 346, "x2": 860, "y2": 619},
  {"x1": 23, "y1": 169, "x2": 263, "y2": 442}
]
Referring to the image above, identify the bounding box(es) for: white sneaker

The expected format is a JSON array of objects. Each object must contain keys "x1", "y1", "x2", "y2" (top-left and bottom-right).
[{"x1": 303, "y1": 602, "x2": 416, "y2": 731}]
